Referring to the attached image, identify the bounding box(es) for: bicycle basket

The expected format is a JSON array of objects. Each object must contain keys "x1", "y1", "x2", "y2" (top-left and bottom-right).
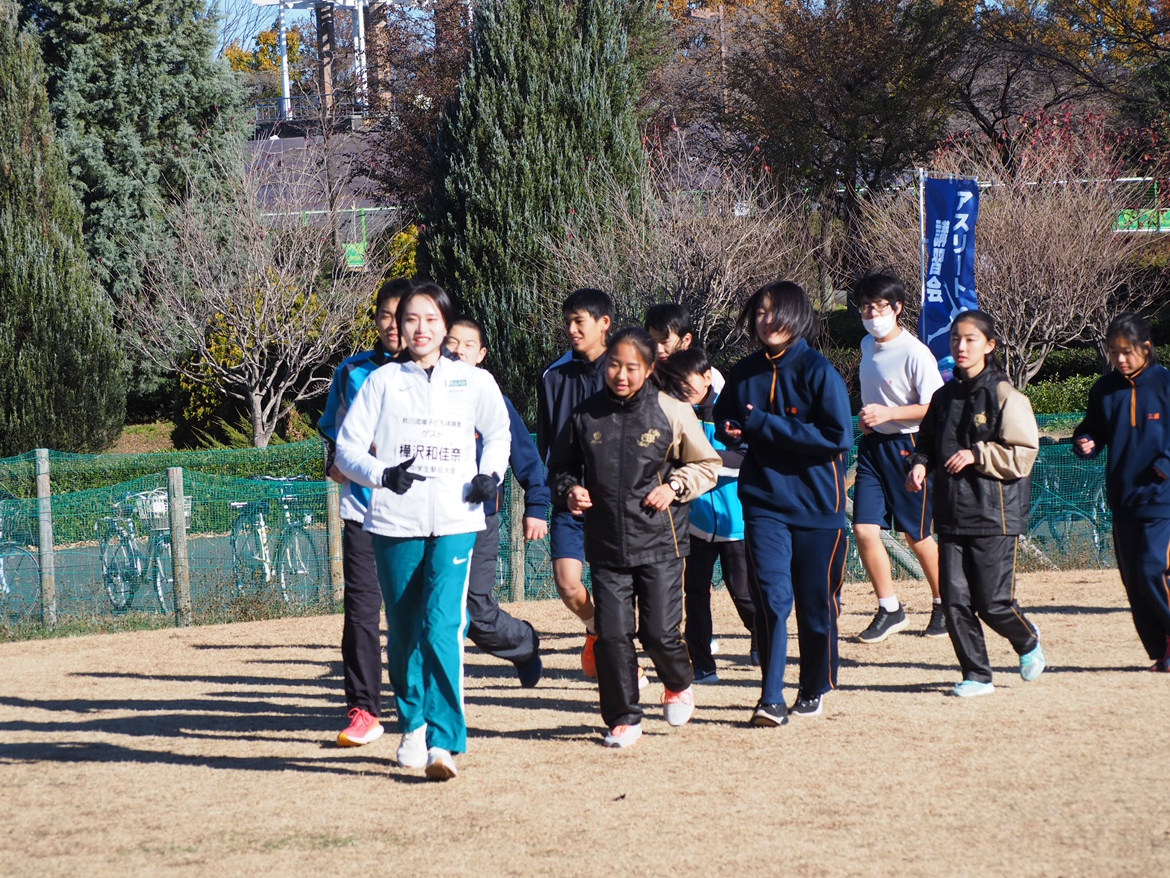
[{"x1": 134, "y1": 492, "x2": 193, "y2": 531}]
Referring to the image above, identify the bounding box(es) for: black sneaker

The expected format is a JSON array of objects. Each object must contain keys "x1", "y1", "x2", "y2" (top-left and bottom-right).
[
  {"x1": 750, "y1": 701, "x2": 788, "y2": 727},
  {"x1": 789, "y1": 692, "x2": 823, "y2": 718},
  {"x1": 857, "y1": 604, "x2": 909, "y2": 643},
  {"x1": 924, "y1": 604, "x2": 947, "y2": 638},
  {"x1": 516, "y1": 634, "x2": 542, "y2": 688}
]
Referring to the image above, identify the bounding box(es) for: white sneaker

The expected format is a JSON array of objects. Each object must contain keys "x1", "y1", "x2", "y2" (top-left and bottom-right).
[
  {"x1": 424, "y1": 747, "x2": 458, "y2": 780},
  {"x1": 396, "y1": 725, "x2": 427, "y2": 769},
  {"x1": 603, "y1": 723, "x2": 642, "y2": 748},
  {"x1": 637, "y1": 666, "x2": 649, "y2": 690},
  {"x1": 663, "y1": 685, "x2": 695, "y2": 727}
]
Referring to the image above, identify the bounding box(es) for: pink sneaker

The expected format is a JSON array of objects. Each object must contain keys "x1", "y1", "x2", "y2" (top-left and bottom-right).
[{"x1": 337, "y1": 707, "x2": 384, "y2": 747}]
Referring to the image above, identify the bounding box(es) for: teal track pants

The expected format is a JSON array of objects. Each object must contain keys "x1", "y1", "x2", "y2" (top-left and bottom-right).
[{"x1": 371, "y1": 532, "x2": 477, "y2": 754}]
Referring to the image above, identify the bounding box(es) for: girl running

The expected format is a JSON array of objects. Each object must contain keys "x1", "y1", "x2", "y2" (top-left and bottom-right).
[
  {"x1": 335, "y1": 282, "x2": 511, "y2": 779},
  {"x1": 906, "y1": 310, "x2": 1045, "y2": 696},
  {"x1": 547, "y1": 327, "x2": 720, "y2": 749},
  {"x1": 1074, "y1": 314, "x2": 1170, "y2": 672},
  {"x1": 712, "y1": 281, "x2": 853, "y2": 725}
]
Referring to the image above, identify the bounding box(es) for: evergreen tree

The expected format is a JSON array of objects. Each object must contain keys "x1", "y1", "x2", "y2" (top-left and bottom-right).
[
  {"x1": 0, "y1": 2, "x2": 124, "y2": 454},
  {"x1": 19, "y1": 0, "x2": 248, "y2": 416},
  {"x1": 421, "y1": 0, "x2": 644, "y2": 412}
]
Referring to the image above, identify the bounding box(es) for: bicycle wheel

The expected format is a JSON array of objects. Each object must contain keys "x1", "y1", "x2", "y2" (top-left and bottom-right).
[
  {"x1": 277, "y1": 528, "x2": 321, "y2": 607},
  {"x1": 102, "y1": 530, "x2": 140, "y2": 612},
  {"x1": 1030, "y1": 510, "x2": 1108, "y2": 569},
  {"x1": 151, "y1": 538, "x2": 173, "y2": 615},
  {"x1": 0, "y1": 545, "x2": 40, "y2": 624},
  {"x1": 231, "y1": 513, "x2": 268, "y2": 594}
]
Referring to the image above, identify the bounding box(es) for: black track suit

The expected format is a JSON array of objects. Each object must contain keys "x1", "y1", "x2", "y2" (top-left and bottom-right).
[
  {"x1": 548, "y1": 384, "x2": 720, "y2": 729},
  {"x1": 909, "y1": 367, "x2": 1041, "y2": 684},
  {"x1": 1074, "y1": 363, "x2": 1170, "y2": 666}
]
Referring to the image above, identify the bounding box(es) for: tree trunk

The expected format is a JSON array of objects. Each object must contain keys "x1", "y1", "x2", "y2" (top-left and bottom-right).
[{"x1": 250, "y1": 394, "x2": 272, "y2": 448}]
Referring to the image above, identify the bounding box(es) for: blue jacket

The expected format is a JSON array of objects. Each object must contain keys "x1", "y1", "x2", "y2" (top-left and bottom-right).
[
  {"x1": 713, "y1": 339, "x2": 853, "y2": 529},
  {"x1": 690, "y1": 388, "x2": 745, "y2": 541},
  {"x1": 1074, "y1": 363, "x2": 1170, "y2": 519},
  {"x1": 478, "y1": 396, "x2": 551, "y2": 519},
  {"x1": 318, "y1": 344, "x2": 393, "y2": 517},
  {"x1": 537, "y1": 350, "x2": 607, "y2": 463}
]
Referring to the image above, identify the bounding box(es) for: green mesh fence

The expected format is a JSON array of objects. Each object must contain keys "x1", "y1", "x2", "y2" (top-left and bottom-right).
[{"x1": 0, "y1": 413, "x2": 1112, "y2": 632}]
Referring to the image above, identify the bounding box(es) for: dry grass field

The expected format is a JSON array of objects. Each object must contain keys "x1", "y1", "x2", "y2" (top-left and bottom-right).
[{"x1": 2, "y1": 569, "x2": 1169, "y2": 877}]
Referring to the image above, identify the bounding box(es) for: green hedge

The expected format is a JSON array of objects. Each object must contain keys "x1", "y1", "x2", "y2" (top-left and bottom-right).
[{"x1": 1025, "y1": 374, "x2": 1096, "y2": 414}]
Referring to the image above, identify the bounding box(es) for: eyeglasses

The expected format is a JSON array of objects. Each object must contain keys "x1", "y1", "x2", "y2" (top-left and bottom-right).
[{"x1": 859, "y1": 302, "x2": 893, "y2": 317}]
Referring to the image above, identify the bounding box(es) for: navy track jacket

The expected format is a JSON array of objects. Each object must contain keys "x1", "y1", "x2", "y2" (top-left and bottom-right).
[
  {"x1": 713, "y1": 339, "x2": 853, "y2": 529},
  {"x1": 1074, "y1": 363, "x2": 1170, "y2": 519},
  {"x1": 537, "y1": 350, "x2": 607, "y2": 463},
  {"x1": 479, "y1": 396, "x2": 551, "y2": 519}
]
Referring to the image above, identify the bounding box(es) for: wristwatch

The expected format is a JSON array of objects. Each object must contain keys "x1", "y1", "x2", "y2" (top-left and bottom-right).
[{"x1": 668, "y1": 478, "x2": 683, "y2": 497}]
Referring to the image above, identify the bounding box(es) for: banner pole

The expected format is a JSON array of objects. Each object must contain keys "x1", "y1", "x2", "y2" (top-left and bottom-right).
[{"x1": 918, "y1": 167, "x2": 927, "y2": 310}]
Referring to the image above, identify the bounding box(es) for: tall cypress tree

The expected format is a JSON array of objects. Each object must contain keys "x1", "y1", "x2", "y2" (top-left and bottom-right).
[
  {"x1": 421, "y1": 0, "x2": 644, "y2": 411},
  {"x1": 0, "y1": 1, "x2": 124, "y2": 454},
  {"x1": 19, "y1": 1, "x2": 248, "y2": 416}
]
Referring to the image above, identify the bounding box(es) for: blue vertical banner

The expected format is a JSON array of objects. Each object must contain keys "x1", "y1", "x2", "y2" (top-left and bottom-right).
[{"x1": 919, "y1": 177, "x2": 980, "y2": 371}]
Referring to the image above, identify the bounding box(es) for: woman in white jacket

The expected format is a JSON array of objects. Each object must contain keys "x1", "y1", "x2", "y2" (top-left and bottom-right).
[{"x1": 335, "y1": 283, "x2": 510, "y2": 780}]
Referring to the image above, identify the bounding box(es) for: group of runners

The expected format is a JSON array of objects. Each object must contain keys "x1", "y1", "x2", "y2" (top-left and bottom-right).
[{"x1": 318, "y1": 272, "x2": 1170, "y2": 780}]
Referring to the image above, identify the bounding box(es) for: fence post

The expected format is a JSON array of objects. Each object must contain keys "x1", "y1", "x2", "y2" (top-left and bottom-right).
[
  {"x1": 34, "y1": 449, "x2": 56, "y2": 628},
  {"x1": 508, "y1": 473, "x2": 526, "y2": 603},
  {"x1": 167, "y1": 467, "x2": 192, "y2": 627},
  {"x1": 326, "y1": 479, "x2": 344, "y2": 602}
]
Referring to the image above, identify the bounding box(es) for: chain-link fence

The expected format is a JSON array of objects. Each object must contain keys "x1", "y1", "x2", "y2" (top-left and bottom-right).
[{"x1": 0, "y1": 415, "x2": 1109, "y2": 633}]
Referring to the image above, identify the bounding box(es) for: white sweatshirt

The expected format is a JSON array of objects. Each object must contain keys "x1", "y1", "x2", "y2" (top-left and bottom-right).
[{"x1": 335, "y1": 355, "x2": 511, "y2": 538}]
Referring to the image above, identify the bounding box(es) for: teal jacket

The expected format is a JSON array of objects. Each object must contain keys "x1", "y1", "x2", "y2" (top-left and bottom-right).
[{"x1": 690, "y1": 388, "x2": 745, "y2": 541}]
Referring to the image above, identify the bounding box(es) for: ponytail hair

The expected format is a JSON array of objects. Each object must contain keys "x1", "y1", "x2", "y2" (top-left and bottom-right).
[{"x1": 951, "y1": 310, "x2": 1008, "y2": 380}]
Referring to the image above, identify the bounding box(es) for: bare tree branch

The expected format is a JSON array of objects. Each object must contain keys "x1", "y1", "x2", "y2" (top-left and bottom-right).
[
  {"x1": 541, "y1": 134, "x2": 823, "y2": 363},
  {"x1": 861, "y1": 114, "x2": 1157, "y2": 388},
  {"x1": 123, "y1": 138, "x2": 394, "y2": 446}
]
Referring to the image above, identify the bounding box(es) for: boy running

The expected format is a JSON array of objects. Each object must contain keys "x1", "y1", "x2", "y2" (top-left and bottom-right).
[
  {"x1": 852, "y1": 274, "x2": 945, "y2": 642},
  {"x1": 445, "y1": 318, "x2": 547, "y2": 686},
  {"x1": 319, "y1": 276, "x2": 411, "y2": 746},
  {"x1": 537, "y1": 288, "x2": 613, "y2": 677},
  {"x1": 644, "y1": 302, "x2": 725, "y2": 393}
]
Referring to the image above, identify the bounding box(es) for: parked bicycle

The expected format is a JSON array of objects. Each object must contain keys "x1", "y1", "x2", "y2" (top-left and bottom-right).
[
  {"x1": 96, "y1": 488, "x2": 189, "y2": 614},
  {"x1": 0, "y1": 490, "x2": 39, "y2": 622},
  {"x1": 229, "y1": 476, "x2": 322, "y2": 606}
]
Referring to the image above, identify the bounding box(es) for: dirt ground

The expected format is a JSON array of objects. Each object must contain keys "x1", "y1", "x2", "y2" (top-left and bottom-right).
[{"x1": 2, "y1": 568, "x2": 1170, "y2": 878}]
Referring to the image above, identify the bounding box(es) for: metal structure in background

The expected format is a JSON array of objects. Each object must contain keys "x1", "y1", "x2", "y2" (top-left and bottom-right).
[{"x1": 252, "y1": 0, "x2": 373, "y2": 121}]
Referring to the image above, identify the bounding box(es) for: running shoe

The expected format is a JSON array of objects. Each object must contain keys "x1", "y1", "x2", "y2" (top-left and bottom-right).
[
  {"x1": 603, "y1": 723, "x2": 642, "y2": 748},
  {"x1": 858, "y1": 604, "x2": 909, "y2": 643},
  {"x1": 951, "y1": 679, "x2": 995, "y2": 697},
  {"x1": 750, "y1": 701, "x2": 788, "y2": 727},
  {"x1": 337, "y1": 707, "x2": 383, "y2": 747},
  {"x1": 425, "y1": 747, "x2": 458, "y2": 780},
  {"x1": 1020, "y1": 643, "x2": 1046, "y2": 682},
  {"x1": 582, "y1": 633, "x2": 598, "y2": 679},
  {"x1": 924, "y1": 603, "x2": 948, "y2": 638},
  {"x1": 396, "y1": 725, "x2": 428, "y2": 769},
  {"x1": 662, "y1": 686, "x2": 695, "y2": 727}
]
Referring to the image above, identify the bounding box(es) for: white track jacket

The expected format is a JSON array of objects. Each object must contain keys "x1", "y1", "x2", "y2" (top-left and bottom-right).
[{"x1": 334, "y1": 355, "x2": 511, "y2": 538}]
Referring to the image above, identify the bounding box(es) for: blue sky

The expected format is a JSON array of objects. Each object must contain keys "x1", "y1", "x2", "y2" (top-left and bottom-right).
[{"x1": 214, "y1": 0, "x2": 313, "y2": 54}]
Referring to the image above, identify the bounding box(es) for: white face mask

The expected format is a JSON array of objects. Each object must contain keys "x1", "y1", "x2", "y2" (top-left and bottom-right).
[{"x1": 862, "y1": 313, "x2": 898, "y2": 339}]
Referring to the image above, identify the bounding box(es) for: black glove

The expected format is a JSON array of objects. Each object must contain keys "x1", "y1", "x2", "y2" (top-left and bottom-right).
[
  {"x1": 465, "y1": 473, "x2": 500, "y2": 504},
  {"x1": 381, "y1": 457, "x2": 427, "y2": 494}
]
